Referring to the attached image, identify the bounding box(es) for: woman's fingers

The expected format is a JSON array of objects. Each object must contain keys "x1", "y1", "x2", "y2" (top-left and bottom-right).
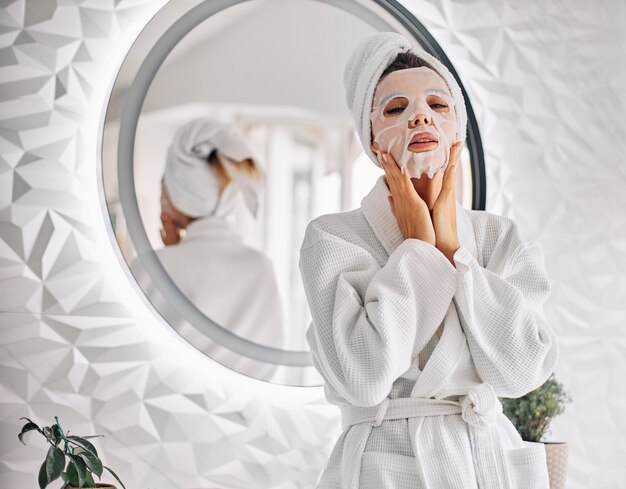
[
  {"x1": 382, "y1": 151, "x2": 412, "y2": 198},
  {"x1": 379, "y1": 151, "x2": 396, "y2": 179},
  {"x1": 380, "y1": 150, "x2": 428, "y2": 216},
  {"x1": 385, "y1": 152, "x2": 412, "y2": 190},
  {"x1": 378, "y1": 150, "x2": 436, "y2": 244},
  {"x1": 441, "y1": 143, "x2": 461, "y2": 195},
  {"x1": 441, "y1": 160, "x2": 456, "y2": 194},
  {"x1": 450, "y1": 141, "x2": 461, "y2": 160},
  {"x1": 380, "y1": 153, "x2": 404, "y2": 219},
  {"x1": 378, "y1": 150, "x2": 400, "y2": 196}
]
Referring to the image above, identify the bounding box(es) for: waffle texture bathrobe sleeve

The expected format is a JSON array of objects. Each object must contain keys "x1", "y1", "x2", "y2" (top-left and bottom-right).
[
  {"x1": 452, "y1": 217, "x2": 559, "y2": 398},
  {"x1": 299, "y1": 217, "x2": 458, "y2": 407}
]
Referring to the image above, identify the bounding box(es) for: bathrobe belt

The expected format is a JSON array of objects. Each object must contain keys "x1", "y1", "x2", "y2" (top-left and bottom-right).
[{"x1": 340, "y1": 383, "x2": 513, "y2": 489}]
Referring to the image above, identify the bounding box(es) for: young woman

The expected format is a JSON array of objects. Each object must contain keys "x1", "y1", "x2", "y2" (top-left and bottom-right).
[
  {"x1": 299, "y1": 32, "x2": 559, "y2": 489},
  {"x1": 132, "y1": 118, "x2": 284, "y2": 380}
]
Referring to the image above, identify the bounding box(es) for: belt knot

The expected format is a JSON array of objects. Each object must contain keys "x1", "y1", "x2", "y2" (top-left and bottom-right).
[{"x1": 460, "y1": 383, "x2": 502, "y2": 427}]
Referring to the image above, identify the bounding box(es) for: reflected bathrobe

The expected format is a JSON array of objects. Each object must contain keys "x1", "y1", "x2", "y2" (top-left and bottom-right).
[
  {"x1": 131, "y1": 215, "x2": 284, "y2": 380},
  {"x1": 299, "y1": 175, "x2": 559, "y2": 489}
]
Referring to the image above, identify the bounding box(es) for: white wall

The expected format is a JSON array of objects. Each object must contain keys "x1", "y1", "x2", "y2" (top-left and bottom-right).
[{"x1": 1, "y1": 0, "x2": 625, "y2": 488}]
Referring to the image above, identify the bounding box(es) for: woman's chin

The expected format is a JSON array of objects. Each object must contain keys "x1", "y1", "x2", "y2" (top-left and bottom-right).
[
  {"x1": 410, "y1": 173, "x2": 440, "y2": 183},
  {"x1": 405, "y1": 164, "x2": 445, "y2": 181}
]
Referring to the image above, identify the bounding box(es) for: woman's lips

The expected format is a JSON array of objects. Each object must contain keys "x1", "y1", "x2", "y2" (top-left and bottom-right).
[
  {"x1": 408, "y1": 141, "x2": 438, "y2": 152},
  {"x1": 408, "y1": 131, "x2": 439, "y2": 152}
]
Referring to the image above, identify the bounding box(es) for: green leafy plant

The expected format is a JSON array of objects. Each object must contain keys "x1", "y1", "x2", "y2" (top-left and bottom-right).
[
  {"x1": 500, "y1": 374, "x2": 572, "y2": 442},
  {"x1": 18, "y1": 416, "x2": 126, "y2": 489}
]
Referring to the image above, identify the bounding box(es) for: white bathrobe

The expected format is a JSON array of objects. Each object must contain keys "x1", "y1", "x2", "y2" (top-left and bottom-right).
[
  {"x1": 299, "y1": 175, "x2": 559, "y2": 489},
  {"x1": 131, "y1": 215, "x2": 284, "y2": 380}
]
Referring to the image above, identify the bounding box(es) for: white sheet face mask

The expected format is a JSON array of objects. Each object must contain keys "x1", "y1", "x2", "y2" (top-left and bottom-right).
[{"x1": 370, "y1": 67, "x2": 459, "y2": 179}]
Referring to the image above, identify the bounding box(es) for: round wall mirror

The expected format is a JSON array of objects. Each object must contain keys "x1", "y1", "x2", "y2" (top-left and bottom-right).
[{"x1": 100, "y1": 0, "x2": 486, "y2": 386}]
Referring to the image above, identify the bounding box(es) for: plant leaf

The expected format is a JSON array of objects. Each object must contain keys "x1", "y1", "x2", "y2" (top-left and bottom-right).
[
  {"x1": 67, "y1": 454, "x2": 87, "y2": 487},
  {"x1": 103, "y1": 465, "x2": 126, "y2": 489},
  {"x1": 43, "y1": 425, "x2": 62, "y2": 446},
  {"x1": 84, "y1": 471, "x2": 96, "y2": 488},
  {"x1": 45, "y1": 446, "x2": 65, "y2": 483},
  {"x1": 66, "y1": 462, "x2": 80, "y2": 487},
  {"x1": 67, "y1": 435, "x2": 98, "y2": 457},
  {"x1": 78, "y1": 449, "x2": 103, "y2": 478},
  {"x1": 18, "y1": 422, "x2": 40, "y2": 445},
  {"x1": 38, "y1": 461, "x2": 49, "y2": 489}
]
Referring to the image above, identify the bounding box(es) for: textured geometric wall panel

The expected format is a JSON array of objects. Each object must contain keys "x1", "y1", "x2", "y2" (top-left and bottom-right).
[{"x1": 1, "y1": 1, "x2": 625, "y2": 488}]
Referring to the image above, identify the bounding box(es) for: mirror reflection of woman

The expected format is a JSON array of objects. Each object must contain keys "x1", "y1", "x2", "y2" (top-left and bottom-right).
[
  {"x1": 299, "y1": 33, "x2": 559, "y2": 488},
  {"x1": 132, "y1": 119, "x2": 284, "y2": 380}
]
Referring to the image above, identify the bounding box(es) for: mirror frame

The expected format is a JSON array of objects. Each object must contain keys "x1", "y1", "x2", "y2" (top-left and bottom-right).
[{"x1": 98, "y1": 0, "x2": 486, "y2": 384}]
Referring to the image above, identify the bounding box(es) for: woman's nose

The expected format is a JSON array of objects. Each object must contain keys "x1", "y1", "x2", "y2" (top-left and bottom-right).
[{"x1": 408, "y1": 112, "x2": 431, "y2": 128}]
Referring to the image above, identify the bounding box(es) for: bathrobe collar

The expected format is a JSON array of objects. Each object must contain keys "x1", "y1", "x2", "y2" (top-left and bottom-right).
[
  {"x1": 184, "y1": 214, "x2": 242, "y2": 241},
  {"x1": 360, "y1": 175, "x2": 477, "y2": 259}
]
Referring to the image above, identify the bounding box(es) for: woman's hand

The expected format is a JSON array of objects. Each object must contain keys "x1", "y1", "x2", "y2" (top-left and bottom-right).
[
  {"x1": 160, "y1": 212, "x2": 183, "y2": 246},
  {"x1": 432, "y1": 142, "x2": 462, "y2": 265},
  {"x1": 377, "y1": 150, "x2": 436, "y2": 246}
]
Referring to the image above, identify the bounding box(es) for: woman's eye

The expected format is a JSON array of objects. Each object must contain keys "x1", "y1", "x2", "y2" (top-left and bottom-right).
[
  {"x1": 431, "y1": 103, "x2": 448, "y2": 109},
  {"x1": 385, "y1": 106, "x2": 405, "y2": 115}
]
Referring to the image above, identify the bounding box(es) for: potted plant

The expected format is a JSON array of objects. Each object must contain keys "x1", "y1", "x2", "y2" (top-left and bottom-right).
[
  {"x1": 18, "y1": 416, "x2": 126, "y2": 489},
  {"x1": 500, "y1": 374, "x2": 573, "y2": 489}
]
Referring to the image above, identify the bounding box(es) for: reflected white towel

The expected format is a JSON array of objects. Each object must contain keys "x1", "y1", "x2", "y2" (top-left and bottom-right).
[{"x1": 163, "y1": 118, "x2": 263, "y2": 218}]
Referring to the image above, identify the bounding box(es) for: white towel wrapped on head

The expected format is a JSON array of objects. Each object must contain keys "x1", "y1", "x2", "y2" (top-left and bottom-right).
[
  {"x1": 163, "y1": 118, "x2": 263, "y2": 219},
  {"x1": 343, "y1": 31, "x2": 468, "y2": 168}
]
